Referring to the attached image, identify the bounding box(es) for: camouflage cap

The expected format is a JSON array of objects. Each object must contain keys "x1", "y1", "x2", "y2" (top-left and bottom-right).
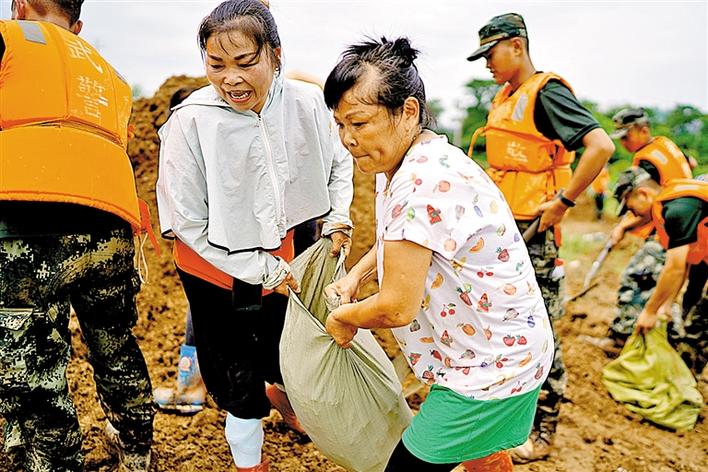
[
  {"x1": 467, "y1": 13, "x2": 528, "y2": 62},
  {"x1": 610, "y1": 108, "x2": 649, "y2": 139},
  {"x1": 613, "y1": 167, "x2": 653, "y2": 215}
]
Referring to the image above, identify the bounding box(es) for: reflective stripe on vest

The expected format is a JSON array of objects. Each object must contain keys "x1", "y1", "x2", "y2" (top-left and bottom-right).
[
  {"x1": 0, "y1": 20, "x2": 141, "y2": 231},
  {"x1": 468, "y1": 72, "x2": 576, "y2": 220},
  {"x1": 17, "y1": 20, "x2": 46, "y2": 44},
  {"x1": 651, "y1": 179, "x2": 708, "y2": 265}
]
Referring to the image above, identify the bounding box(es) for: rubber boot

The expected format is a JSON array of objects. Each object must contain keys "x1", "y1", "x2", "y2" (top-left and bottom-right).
[
  {"x1": 462, "y1": 451, "x2": 513, "y2": 471},
  {"x1": 236, "y1": 458, "x2": 269, "y2": 472},
  {"x1": 154, "y1": 344, "x2": 206, "y2": 414}
]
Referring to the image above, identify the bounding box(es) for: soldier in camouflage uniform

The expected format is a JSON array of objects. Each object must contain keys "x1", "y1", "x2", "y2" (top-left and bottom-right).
[
  {"x1": 0, "y1": 1, "x2": 154, "y2": 471},
  {"x1": 601, "y1": 109, "x2": 694, "y2": 349},
  {"x1": 613, "y1": 168, "x2": 707, "y2": 376}
]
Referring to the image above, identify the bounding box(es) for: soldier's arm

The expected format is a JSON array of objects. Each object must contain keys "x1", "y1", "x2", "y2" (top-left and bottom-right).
[
  {"x1": 564, "y1": 129, "x2": 616, "y2": 202},
  {"x1": 533, "y1": 83, "x2": 615, "y2": 231},
  {"x1": 538, "y1": 129, "x2": 615, "y2": 231},
  {"x1": 609, "y1": 212, "x2": 651, "y2": 245}
]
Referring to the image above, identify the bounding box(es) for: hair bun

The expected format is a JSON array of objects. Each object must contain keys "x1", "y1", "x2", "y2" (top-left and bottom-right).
[{"x1": 386, "y1": 37, "x2": 419, "y2": 67}]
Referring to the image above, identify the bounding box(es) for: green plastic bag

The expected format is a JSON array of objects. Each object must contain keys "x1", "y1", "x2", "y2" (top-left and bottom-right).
[
  {"x1": 280, "y1": 238, "x2": 412, "y2": 472},
  {"x1": 602, "y1": 323, "x2": 703, "y2": 431}
]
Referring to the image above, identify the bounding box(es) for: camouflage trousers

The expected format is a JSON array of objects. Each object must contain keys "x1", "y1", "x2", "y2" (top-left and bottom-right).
[
  {"x1": 0, "y1": 225, "x2": 154, "y2": 472},
  {"x1": 516, "y1": 221, "x2": 565, "y2": 439},
  {"x1": 609, "y1": 239, "x2": 665, "y2": 339}
]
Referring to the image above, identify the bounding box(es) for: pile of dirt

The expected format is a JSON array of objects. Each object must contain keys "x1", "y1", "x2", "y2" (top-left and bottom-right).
[
  {"x1": 127, "y1": 75, "x2": 209, "y2": 169},
  {"x1": 1, "y1": 76, "x2": 705, "y2": 471}
]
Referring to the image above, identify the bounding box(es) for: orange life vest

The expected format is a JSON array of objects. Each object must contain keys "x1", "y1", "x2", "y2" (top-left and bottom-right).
[
  {"x1": 632, "y1": 137, "x2": 692, "y2": 182},
  {"x1": 651, "y1": 179, "x2": 708, "y2": 266},
  {"x1": 628, "y1": 137, "x2": 694, "y2": 239},
  {"x1": 173, "y1": 230, "x2": 296, "y2": 292},
  {"x1": 0, "y1": 20, "x2": 141, "y2": 230},
  {"x1": 468, "y1": 72, "x2": 576, "y2": 221}
]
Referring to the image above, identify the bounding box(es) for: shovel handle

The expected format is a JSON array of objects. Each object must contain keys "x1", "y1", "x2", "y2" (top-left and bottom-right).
[{"x1": 522, "y1": 218, "x2": 541, "y2": 243}]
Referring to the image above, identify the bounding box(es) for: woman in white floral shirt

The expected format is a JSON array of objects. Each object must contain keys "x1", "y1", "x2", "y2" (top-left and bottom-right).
[{"x1": 323, "y1": 37, "x2": 553, "y2": 471}]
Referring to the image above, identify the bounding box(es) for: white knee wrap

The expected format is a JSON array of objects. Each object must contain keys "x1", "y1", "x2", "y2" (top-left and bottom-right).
[{"x1": 224, "y1": 414, "x2": 264, "y2": 468}]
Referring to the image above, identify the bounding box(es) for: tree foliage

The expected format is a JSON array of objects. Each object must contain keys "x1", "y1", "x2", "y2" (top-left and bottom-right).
[{"x1": 459, "y1": 79, "x2": 499, "y2": 158}]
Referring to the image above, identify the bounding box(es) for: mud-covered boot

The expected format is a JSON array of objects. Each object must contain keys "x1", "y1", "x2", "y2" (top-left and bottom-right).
[
  {"x1": 509, "y1": 417, "x2": 555, "y2": 464},
  {"x1": 105, "y1": 421, "x2": 151, "y2": 472},
  {"x1": 154, "y1": 344, "x2": 206, "y2": 414}
]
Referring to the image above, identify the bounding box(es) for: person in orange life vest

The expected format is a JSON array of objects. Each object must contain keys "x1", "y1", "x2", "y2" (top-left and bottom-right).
[
  {"x1": 614, "y1": 168, "x2": 707, "y2": 376},
  {"x1": 589, "y1": 165, "x2": 610, "y2": 220},
  {"x1": 0, "y1": 1, "x2": 154, "y2": 471},
  {"x1": 602, "y1": 108, "x2": 696, "y2": 346},
  {"x1": 466, "y1": 13, "x2": 614, "y2": 463},
  {"x1": 608, "y1": 108, "x2": 693, "y2": 244},
  {"x1": 155, "y1": 1, "x2": 353, "y2": 470}
]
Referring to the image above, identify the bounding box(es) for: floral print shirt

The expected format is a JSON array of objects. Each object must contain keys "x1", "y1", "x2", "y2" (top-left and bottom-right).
[{"x1": 375, "y1": 136, "x2": 554, "y2": 400}]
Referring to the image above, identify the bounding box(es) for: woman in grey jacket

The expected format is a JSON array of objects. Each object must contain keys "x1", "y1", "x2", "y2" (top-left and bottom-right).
[{"x1": 156, "y1": 1, "x2": 353, "y2": 469}]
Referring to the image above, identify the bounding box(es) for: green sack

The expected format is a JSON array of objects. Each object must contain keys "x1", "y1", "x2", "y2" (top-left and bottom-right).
[
  {"x1": 602, "y1": 323, "x2": 703, "y2": 431},
  {"x1": 280, "y1": 238, "x2": 412, "y2": 472}
]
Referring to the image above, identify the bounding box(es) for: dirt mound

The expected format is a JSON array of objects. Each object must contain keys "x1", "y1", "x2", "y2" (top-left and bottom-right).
[
  {"x1": 1, "y1": 76, "x2": 704, "y2": 471},
  {"x1": 127, "y1": 75, "x2": 209, "y2": 169}
]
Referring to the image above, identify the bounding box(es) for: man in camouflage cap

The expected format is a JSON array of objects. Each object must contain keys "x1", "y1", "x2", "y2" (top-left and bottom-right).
[
  {"x1": 602, "y1": 109, "x2": 694, "y2": 348},
  {"x1": 613, "y1": 167, "x2": 707, "y2": 376},
  {"x1": 466, "y1": 12, "x2": 528, "y2": 61},
  {"x1": 466, "y1": 12, "x2": 615, "y2": 462},
  {"x1": 610, "y1": 108, "x2": 650, "y2": 140}
]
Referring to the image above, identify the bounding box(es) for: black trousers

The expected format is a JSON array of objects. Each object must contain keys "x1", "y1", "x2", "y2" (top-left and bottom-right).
[
  {"x1": 682, "y1": 261, "x2": 707, "y2": 314},
  {"x1": 385, "y1": 440, "x2": 458, "y2": 471},
  {"x1": 176, "y1": 268, "x2": 288, "y2": 419}
]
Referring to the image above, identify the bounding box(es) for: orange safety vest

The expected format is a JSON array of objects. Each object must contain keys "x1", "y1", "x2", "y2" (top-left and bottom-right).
[
  {"x1": 468, "y1": 72, "x2": 576, "y2": 221},
  {"x1": 0, "y1": 20, "x2": 143, "y2": 231},
  {"x1": 173, "y1": 231, "x2": 296, "y2": 291},
  {"x1": 651, "y1": 179, "x2": 708, "y2": 266},
  {"x1": 628, "y1": 136, "x2": 694, "y2": 239}
]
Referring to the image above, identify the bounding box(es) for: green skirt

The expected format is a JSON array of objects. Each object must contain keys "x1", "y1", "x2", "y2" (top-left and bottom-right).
[{"x1": 402, "y1": 384, "x2": 541, "y2": 464}]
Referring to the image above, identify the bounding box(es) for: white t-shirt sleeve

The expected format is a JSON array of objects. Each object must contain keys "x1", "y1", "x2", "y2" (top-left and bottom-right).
[{"x1": 382, "y1": 164, "x2": 481, "y2": 259}]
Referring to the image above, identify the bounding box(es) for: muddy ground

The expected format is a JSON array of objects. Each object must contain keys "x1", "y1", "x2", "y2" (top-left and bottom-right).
[{"x1": 1, "y1": 77, "x2": 705, "y2": 471}]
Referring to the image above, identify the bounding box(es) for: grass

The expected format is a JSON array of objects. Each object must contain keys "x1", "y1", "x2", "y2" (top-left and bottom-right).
[{"x1": 559, "y1": 231, "x2": 636, "y2": 276}]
